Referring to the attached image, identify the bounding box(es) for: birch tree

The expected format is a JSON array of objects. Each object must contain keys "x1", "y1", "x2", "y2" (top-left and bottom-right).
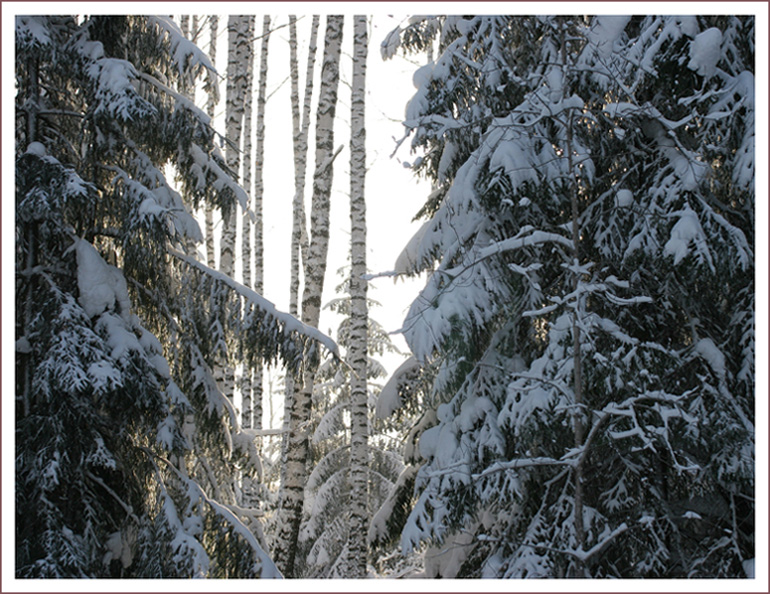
[
  {"x1": 282, "y1": 13, "x2": 320, "y2": 485},
  {"x1": 249, "y1": 15, "x2": 271, "y2": 433},
  {"x1": 273, "y1": 15, "x2": 344, "y2": 577},
  {"x1": 214, "y1": 16, "x2": 251, "y2": 408},
  {"x1": 240, "y1": 16, "x2": 256, "y2": 430},
  {"x1": 298, "y1": 278, "x2": 404, "y2": 578},
  {"x1": 346, "y1": 14, "x2": 370, "y2": 579},
  {"x1": 288, "y1": 14, "x2": 319, "y2": 317},
  {"x1": 204, "y1": 15, "x2": 218, "y2": 268}
]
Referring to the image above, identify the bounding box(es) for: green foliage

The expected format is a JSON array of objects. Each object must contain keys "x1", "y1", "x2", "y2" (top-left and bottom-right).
[
  {"x1": 14, "y1": 15, "x2": 325, "y2": 578},
  {"x1": 380, "y1": 14, "x2": 754, "y2": 578}
]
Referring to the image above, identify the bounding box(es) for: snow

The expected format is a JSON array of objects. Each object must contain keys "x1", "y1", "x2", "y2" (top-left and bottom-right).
[
  {"x1": 412, "y1": 63, "x2": 434, "y2": 90},
  {"x1": 380, "y1": 26, "x2": 402, "y2": 60},
  {"x1": 87, "y1": 360, "x2": 122, "y2": 394},
  {"x1": 25, "y1": 141, "x2": 47, "y2": 157},
  {"x1": 663, "y1": 207, "x2": 712, "y2": 269},
  {"x1": 587, "y1": 16, "x2": 631, "y2": 58},
  {"x1": 677, "y1": 16, "x2": 699, "y2": 38},
  {"x1": 375, "y1": 356, "x2": 420, "y2": 418},
  {"x1": 170, "y1": 249, "x2": 338, "y2": 357},
  {"x1": 97, "y1": 313, "x2": 142, "y2": 361},
  {"x1": 74, "y1": 239, "x2": 131, "y2": 320},
  {"x1": 615, "y1": 188, "x2": 633, "y2": 208},
  {"x1": 149, "y1": 16, "x2": 216, "y2": 79},
  {"x1": 688, "y1": 28, "x2": 722, "y2": 78},
  {"x1": 16, "y1": 337, "x2": 32, "y2": 354},
  {"x1": 437, "y1": 140, "x2": 457, "y2": 183},
  {"x1": 743, "y1": 558, "x2": 755, "y2": 579},
  {"x1": 394, "y1": 220, "x2": 431, "y2": 274},
  {"x1": 102, "y1": 530, "x2": 135, "y2": 568},
  {"x1": 694, "y1": 337, "x2": 726, "y2": 379},
  {"x1": 16, "y1": 16, "x2": 52, "y2": 47}
]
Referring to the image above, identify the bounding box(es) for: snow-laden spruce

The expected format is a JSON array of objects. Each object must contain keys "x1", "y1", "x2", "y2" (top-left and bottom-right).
[
  {"x1": 375, "y1": 15, "x2": 754, "y2": 578},
  {"x1": 15, "y1": 15, "x2": 336, "y2": 578}
]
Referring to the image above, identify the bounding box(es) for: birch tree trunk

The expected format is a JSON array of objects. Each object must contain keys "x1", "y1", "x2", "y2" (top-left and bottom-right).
[
  {"x1": 217, "y1": 16, "x2": 250, "y2": 401},
  {"x1": 204, "y1": 15, "x2": 218, "y2": 269},
  {"x1": 240, "y1": 16, "x2": 256, "y2": 430},
  {"x1": 250, "y1": 15, "x2": 271, "y2": 433},
  {"x1": 289, "y1": 15, "x2": 319, "y2": 316},
  {"x1": 273, "y1": 15, "x2": 344, "y2": 578},
  {"x1": 282, "y1": 13, "x2": 319, "y2": 485},
  {"x1": 346, "y1": 14, "x2": 369, "y2": 579}
]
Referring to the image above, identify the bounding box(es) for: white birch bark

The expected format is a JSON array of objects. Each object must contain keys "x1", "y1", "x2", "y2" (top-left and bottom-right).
[
  {"x1": 177, "y1": 15, "x2": 196, "y2": 255},
  {"x1": 250, "y1": 15, "x2": 271, "y2": 433},
  {"x1": 346, "y1": 15, "x2": 369, "y2": 579},
  {"x1": 179, "y1": 15, "x2": 189, "y2": 42},
  {"x1": 273, "y1": 15, "x2": 344, "y2": 578},
  {"x1": 240, "y1": 16, "x2": 256, "y2": 430},
  {"x1": 289, "y1": 15, "x2": 319, "y2": 316},
  {"x1": 217, "y1": 16, "x2": 250, "y2": 401},
  {"x1": 221, "y1": 15, "x2": 249, "y2": 277},
  {"x1": 204, "y1": 15, "x2": 218, "y2": 269},
  {"x1": 282, "y1": 13, "x2": 320, "y2": 485}
]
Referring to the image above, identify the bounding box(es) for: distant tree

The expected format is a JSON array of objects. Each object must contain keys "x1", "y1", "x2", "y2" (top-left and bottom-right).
[
  {"x1": 281, "y1": 13, "x2": 320, "y2": 494},
  {"x1": 248, "y1": 15, "x2": 272, "y2": 434},
  {"x1": 203, "y1": 15, "x2": 218, "y2": 268},
  {"x1": 239, "y1": 15, "x2": 256, "y2": 431}
]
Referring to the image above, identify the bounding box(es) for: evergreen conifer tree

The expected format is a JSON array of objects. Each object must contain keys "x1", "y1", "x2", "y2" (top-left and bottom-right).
[
  {"x1": 15, "y1": 15, "x2": 336, "y2": 578},
  {"x1": 378, "y1": 15, "x2": 754, "y2": 578}
]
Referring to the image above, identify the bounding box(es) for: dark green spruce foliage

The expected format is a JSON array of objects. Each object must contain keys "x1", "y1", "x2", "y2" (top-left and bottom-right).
[
  {"x1": 377, "y1": 15, "x2": 754, "y2": 578},
  {"x1": 15, "y1": 15, "x2": 328, "y2": 578}
]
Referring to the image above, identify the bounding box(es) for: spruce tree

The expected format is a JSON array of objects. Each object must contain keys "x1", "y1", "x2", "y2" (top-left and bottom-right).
[
  {"x1": 379, "y1": 15, "x2": 754, "y2": 578},
  {"x1": 15, "y1": 15, "x2": 336, "y2": 578}
]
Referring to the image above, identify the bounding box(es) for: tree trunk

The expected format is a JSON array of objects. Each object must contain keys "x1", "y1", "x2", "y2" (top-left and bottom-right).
[
  {"x1": 282, "y1": 13, "x2": 319, "y2": 486},
  {"x1": 240, "y1": 16, "x2": 256, "y2": 430},
  {"x1": 346, "y1": 14, "x2": 369, "y2": 579},
  {"x1": 560, "y1": 18, "x2": 586, "y2": 577},
  {"x1": 273, "y1": 15, "x2": 344, "y2": 578},
  {"x1": 217, "y1": 16, "x2": 250, "y2": 402},
  {"x1": 204, "y1": 15, "x2": 218, "y2": 269},
  {"x1": 250, "y1": 15, "x2": 271, "y2": 433},
  {"x1": 289, "y1": 15, "x2": 319, "y2": 316}
]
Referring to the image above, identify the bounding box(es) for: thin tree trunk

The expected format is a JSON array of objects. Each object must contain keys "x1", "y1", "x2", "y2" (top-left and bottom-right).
[
  {"x1": 217, "y1": 16, "x2": 250, "y2": 401},
  {"x1": 273, "y1": 15, "x2": 344, "y2": 578},
  {"x1": 179, "y1": 15, "x2": 189, "y2": 41},
  {"x1": 250, "y1": 15, "x2": 271, "y2": 433},
  {"x1": 240, "y1": 16, "x2": 256, "y2": 430},
  {"x1": 179, "y1": 15, "x2": 199, "y2": 256},
  {"x1": 289, "y1": 15, "x2": 318, "y2": 316},
  {"x1": 282, "y1": 13, "x2": 319, "y2": 485},
  {"x1": 346, "y1": 14, "x2": 369, "y2": 579},
  {"x1": 205, "y1": 15, "x2": 218, "y2": 269},
  {"x1": 560, "y1": 17, "x2": 586, "y2": 577}
]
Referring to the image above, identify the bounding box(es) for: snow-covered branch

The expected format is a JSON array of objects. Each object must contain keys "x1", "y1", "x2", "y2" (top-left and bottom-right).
[{"x1": 169, "y1": 249, "x2": 339, "y2": 358}]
